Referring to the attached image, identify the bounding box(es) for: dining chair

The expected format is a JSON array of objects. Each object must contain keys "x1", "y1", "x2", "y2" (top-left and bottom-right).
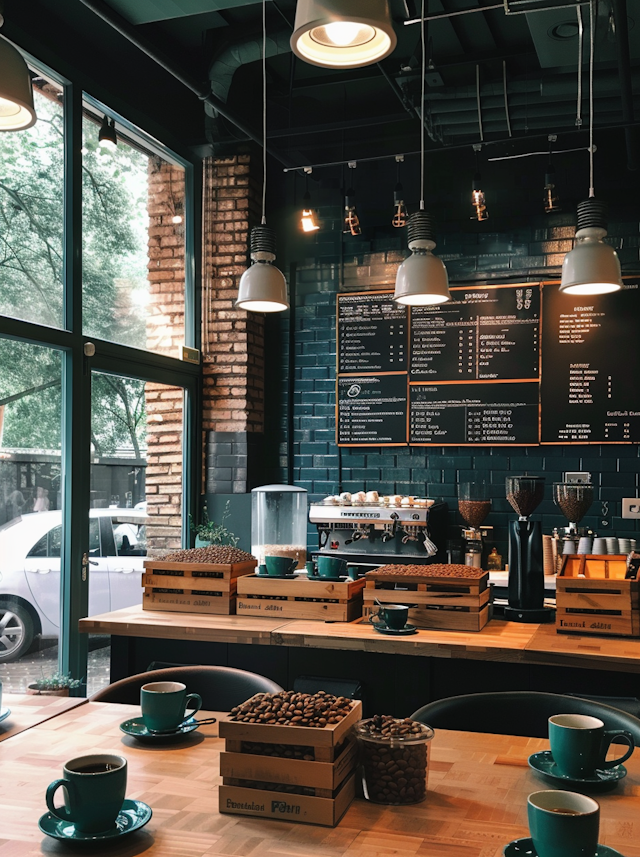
[
  {"x1": 90, "y1": 665, "x2": 284, "y2": 711},
  {"x1": 411, "y1": 691, "x2": 640, "y2": 741}
]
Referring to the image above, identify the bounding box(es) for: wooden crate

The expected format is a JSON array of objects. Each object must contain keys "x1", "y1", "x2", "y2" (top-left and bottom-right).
[
  {"x1": 219, "y1": 697, "x2": 361, "y2": 826},
  {"x1": 142, "y1": 559, "x2": 256, "y2": 615},
  {"x1": 556, "y1": 555, "x2": 640, "y2": 637},
  {"x1": 236, "y1": 575, "x2": 365, "y2": 622},
  {"x1": 363, "y1": 567, "x2": 491, "y2": 631}
]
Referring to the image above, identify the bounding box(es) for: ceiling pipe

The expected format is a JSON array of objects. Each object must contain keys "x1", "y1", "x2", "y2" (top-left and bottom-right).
[
  {"x1": 610, "y1": 0, "x2": 637, "y2": 171},
  {"x1": 75, "y1": 0, "x2": 293, "y2": 167}
]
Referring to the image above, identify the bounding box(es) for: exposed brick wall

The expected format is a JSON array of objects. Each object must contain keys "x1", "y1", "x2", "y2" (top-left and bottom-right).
[
  {"x1": 202, "y1": 153, "x2": 265, "y2": 437},
  {"x1": 145, "y1": 157, "x2": 186, "y2": 554}
]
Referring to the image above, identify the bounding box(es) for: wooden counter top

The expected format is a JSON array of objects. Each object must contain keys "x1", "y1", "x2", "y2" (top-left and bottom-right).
[
  {"x1": 1, "y1": 701, "x2": 639, "y2": 856},
  {"x1": 0, "y1": 694, "x2": 87, "y2": 742},
  {"x1": 79, "y1": 604, "x2": 640, "y2": 671}
]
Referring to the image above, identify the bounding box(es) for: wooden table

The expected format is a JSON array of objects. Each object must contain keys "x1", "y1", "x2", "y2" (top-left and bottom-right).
[
  {"x1": 0, "y1": 693, "x2": 87, "y2": 742},
  {"x1": 0, "y1": 701, "x2": 638, "y2": 856}
]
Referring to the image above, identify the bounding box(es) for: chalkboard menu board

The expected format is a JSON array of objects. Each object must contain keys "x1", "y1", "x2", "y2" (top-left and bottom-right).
[
  {"x1": 336, "y1": 281, "x2": 640, "y2": 446},
  {"x1": 337, "y1": 374, "x2": 407, "y2": 446},
  {"x1": 540, "y1": 281, "x2": 640, "y2": 443},
  {"x1": 410, "y1": 285, "x2": 540, "y2": 381}
]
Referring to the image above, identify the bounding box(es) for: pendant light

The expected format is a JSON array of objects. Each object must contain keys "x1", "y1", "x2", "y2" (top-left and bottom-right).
[
  {"x1": 392, "y1": 154, "x2": 408, "y2": 228},
  {"x1": 560, "y1": 0, "x2": 621, "y2": 296},
  {"x1": 543, "y1": 135, "x2": 561, "y2": 214},
  {"x1": 291, "y1": 0, "x2": 396, "y2": 69},
  {"x1": 394, "y1": 0, "x2": 450, "y2": 307},
  {"x1": 300, "y1": 167, "x2": 320, "y2": 232},
  {"x1": 342, "y1": 162, "x2": 361, "y2": 236},
  {"x1": 0, "y1": 34, "x2": 36, "y2": 131},
  {"x1": 98, "y1": 115, "x2": 117, "y2": 151},
  {"x1": 471, "y1": 145, "x2": 489, "y2": 222},
  {"x1": 235, "y1": 0, "x2": 289, "y2": 313}
]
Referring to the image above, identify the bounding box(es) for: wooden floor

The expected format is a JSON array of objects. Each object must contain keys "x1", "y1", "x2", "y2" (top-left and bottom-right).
[
  {"x1": 1, "y1": 700, "x2": 639, "y2": 856},
  {"x1": 80, "y1": 605, "x2": 640, "y2": 672}
]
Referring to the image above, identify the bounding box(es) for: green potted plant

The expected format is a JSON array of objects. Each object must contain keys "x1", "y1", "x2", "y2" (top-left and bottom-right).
[
  {"x1": 190, "y1": 501, "x2": 239, "y2": 548},
  {"x1": 27, "y1": 671, "x2": 83, "y2": 697}
]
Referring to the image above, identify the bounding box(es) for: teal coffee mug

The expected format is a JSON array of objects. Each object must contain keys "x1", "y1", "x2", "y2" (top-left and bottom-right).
[
  {"x1": 264, "y1": 555, "x2": 298, "y2": 576},
  {"x1": 528, "y1": 790, "x2": 599, "y2": 857},
  {"x1": 141, "y1": 681, "x2": 202, "y2": 733},
  {"x1": 369, "y1": 603, "x2": 409, "y2": 630},
  {"x1": 46, "y1": 754, "x2": 127, "y2": 834},
  {"x1": 549, "y1": 713, "x2": 635, "y2": 779},
  {"x1": 316, "y1": 555, "x2": 347, "y2": 578},
  {"x1": 306, "y1": 560, "x2": 318, "y2": 578}
]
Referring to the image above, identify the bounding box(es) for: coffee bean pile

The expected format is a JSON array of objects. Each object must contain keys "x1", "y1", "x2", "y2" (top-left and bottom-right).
[
  {"x1": 370, "y1": 564, "x2": 486, "y2": 579},
  {"x1": 554, "y1": 486, "x2": 593, "y2": 524},
  {"x1": 357, "y1": 716, "x2": 431, "y2": 805},
  {"x1": 229, "y1": 690, "x2": 353, "y2": 727},
  {"x1": 458, "y1": 499, "x2": 492, "y2": 529},
  {"x1": 161, "y1": 545, "x2": 255, "y2": 564}
]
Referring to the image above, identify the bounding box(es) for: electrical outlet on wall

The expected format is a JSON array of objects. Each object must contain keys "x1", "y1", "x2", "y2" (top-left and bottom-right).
[
  {"x1": 622, "y1": 499, "x2": 640, "y2": 519},
  {"x1": 564, "y1": 472, "x2": 591, "y2": 484}
]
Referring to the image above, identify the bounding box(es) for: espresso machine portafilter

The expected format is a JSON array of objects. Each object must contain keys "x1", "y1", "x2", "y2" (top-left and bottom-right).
[{"x1": 504, "y1": 476, "x2": 554, "y2": 623}]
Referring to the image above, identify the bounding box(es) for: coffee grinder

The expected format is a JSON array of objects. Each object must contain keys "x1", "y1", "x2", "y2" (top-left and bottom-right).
[
  {"x1": 553, "y1": 482, "x2": 594, "y2": 537},
  {"x1": 504, "y1": 475, "x2": 554, "y2": 623},
  {"x1": 457, "y1": 482, "x2": 491, "y2": 568}
]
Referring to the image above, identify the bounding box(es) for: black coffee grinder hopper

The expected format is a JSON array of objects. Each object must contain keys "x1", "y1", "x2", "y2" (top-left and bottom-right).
[{"x1": 504, "y1": 475, "x2": 554, "y2": 623}]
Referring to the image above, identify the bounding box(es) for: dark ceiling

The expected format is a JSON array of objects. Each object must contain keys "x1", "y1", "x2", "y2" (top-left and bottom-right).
[{"x1": 10, "y1": 0, "x2": 640, "y2": 171}]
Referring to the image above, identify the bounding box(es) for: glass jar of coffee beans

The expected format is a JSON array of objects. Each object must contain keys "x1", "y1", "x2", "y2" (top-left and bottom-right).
[{"x1": 355, "y1": 715, "x2": 434, "y2": 805}]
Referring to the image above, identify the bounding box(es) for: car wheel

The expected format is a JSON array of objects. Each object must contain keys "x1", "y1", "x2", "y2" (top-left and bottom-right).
[{"x1": 0, "y1": 602, "x2": 34, "y2": 662}]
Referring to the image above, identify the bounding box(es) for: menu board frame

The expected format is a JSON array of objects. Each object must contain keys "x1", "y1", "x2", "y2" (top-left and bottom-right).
[{"x1": 335, "y1": 280, "x2": 640, "y2": 447}]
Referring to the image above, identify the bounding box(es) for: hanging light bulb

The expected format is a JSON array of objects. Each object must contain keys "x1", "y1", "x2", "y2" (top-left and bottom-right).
[
  {"x1": 343, "y1": 187, "x2": 361, "y2": 236},
  {"x1": 560, "y1": 0, "x2": 621, "y2": 296},
  {"x1": 236, "y1": 0, "x2": 288, "y2": 313},
  {"x1": 98, "y1": 115, "x2": 117, "y2": 151},
  {"x1": 236, "y1": 225, "x2": 289, "y2": 312},
  {"x1": 0, "y1": 35, "x2": 36, "y2": 130},
  {"x1": 392, "y1": 155, "x2": 408, "y2": 228},
  {"x1": 291, "y1": 0, "x2": 396, "y2": 69},
  {"x1": 394, "y1": 0, "x2": 450, "y2": 306},
  {"x1": 300, "y1": 168, "x2": 320, "y2": 232},
  {"x1": 471, "y1": 145, "x2": 489, "y2": 221},
  {"x1": 543, "y1": 136, "x2": 561, "y2": 214}
]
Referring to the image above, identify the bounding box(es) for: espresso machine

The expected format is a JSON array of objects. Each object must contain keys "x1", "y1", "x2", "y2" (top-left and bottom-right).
[
  {"x1": 309, "y1": 496, "x2": 449, "y2": 567},
  {"x1": 504, "y1": 475, "x2": 554, "y2": 623}
]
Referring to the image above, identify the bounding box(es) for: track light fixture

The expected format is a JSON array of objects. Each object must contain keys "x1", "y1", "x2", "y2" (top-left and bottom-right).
[
  {"x1": 560, "y1": 0, "x2": 621, "y2": 296},
  {"x1": 236, "y1": 0, "x2": 288, "y2": 313},
  {"x1": 300, "y1": 167, "x2": 320, "y2": 233},
  {"x1": 0, "y1": 33, "x2": 36, "y2": 130},
  {"x1": 291, "y1": 0, "x2": 396, "y2": 69},
  {"x1": 98, "y1": 115, "x2": 117, "y2": 151},
  {"x1": 543, "y1": 135, "x2": 561, "y2": 214},
  {"x1": 471, "y1": 145, "x2": 489, "y2": 221},
  {"x1": 343, "y1": 162, "x2": 361, "y2": 236},
  {"x1": 394, "y1": 0, "x2": 450, "y2": 307},
  {"x1": 392, "y1": 155, "x2": 408, "y2": 228}
]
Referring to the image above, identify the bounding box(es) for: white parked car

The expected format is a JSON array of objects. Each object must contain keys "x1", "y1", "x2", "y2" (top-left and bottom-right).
[{"x1": 0, "y1": 508, "x2": 147, "y2": 661}]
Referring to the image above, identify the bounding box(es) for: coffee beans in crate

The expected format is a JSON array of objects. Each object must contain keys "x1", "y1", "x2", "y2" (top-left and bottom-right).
[
  {"x1": 161, "y1": 545, "x2": 255, "y2": 564},
  {"x1": 229, "y1": 690, "x2": 353, "y2": 727},
  {"x1": 355, "y1": 715, "x2": 434, "y2": 805}
]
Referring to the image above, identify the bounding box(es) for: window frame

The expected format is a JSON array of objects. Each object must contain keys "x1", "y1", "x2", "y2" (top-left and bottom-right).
[{"x1": 0, "y1": 48, "x2": 201, "y2": 692}]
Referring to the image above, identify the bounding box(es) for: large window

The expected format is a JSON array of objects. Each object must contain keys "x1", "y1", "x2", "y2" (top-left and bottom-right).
[{"x1": 0, "y1": 51, "x2": 197, "y2": 693}]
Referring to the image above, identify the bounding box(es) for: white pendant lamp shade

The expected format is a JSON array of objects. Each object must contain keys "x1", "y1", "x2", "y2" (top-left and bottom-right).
[
  {"x1": 291, "y1": 0, "x2": 396, "y2": 68},
  {"x1": 394, "y1": 211, "x2": 451, "y2": 306},
  {"x1": 236, "y1": 226, "x2": 289, "y2": 313},
  {"x1": 560, "y1": 199, "x2": 622, "y2": 296},
  {"x1": 0, "y1": 37, "x2": 36, "y2": 131}
]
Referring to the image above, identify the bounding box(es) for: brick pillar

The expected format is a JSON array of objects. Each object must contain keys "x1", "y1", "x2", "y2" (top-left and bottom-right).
[
  {"x1": 145, "y1": 157, "x2": 186, "y2": 553},
  {"x1": 202, "y1": 152, "x2": 266, "y2": 493}
]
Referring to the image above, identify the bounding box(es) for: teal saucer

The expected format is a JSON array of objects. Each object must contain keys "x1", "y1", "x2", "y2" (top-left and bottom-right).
[
  {"x1": 0, "y1": 707, "x2": 11, "y2": 724},
  {"x1": 38, "y1": 799, "x2": 152, "y2": 842},
  {"x1": 120, "y1": 716, "x2": 200, "y2": 741},
  {"x1": 528, "y1": 750, "x2": 627, "y2": 792},
  {"x1": 312, "y1": 575, "x2": 347, "y2": 582},
  {"x1": 256, "y1": 572, "x2": 297, "y2": 579},
  {"x1": 370, "y1": 622, "x2": 418, "y2": 636},
  {"x1": 504, "y1": 837, "x2": 622, "y2": 857}
]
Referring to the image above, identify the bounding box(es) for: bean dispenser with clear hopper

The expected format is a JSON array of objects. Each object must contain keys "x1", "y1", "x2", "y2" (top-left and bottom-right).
[
  {"x1": 251, "y1": 484, "x2": 308, "y2": 569},
  {"x1": 504, "y1": 475, "x2": 553, "y2": 623}
]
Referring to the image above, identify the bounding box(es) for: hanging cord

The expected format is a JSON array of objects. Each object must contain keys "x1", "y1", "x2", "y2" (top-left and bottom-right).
[
  {"x1": 420, "y1": 0, "x2": 426, "y2": 209},
  {"x1": 503, "y1": 60, "x2": 512, "y2": 137},
  {"x1": 576, "y1": 6, "x2": 583, "y2": 128},
  {"x1": 261, "y1": 0, "x2": 267, "y2": 224},
  {"x1": 588, "y1": 0, "x2": 595, "y2": 197},
  {"x1": 476, "y1": 65, "x2": 484, "y2": 143}
]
